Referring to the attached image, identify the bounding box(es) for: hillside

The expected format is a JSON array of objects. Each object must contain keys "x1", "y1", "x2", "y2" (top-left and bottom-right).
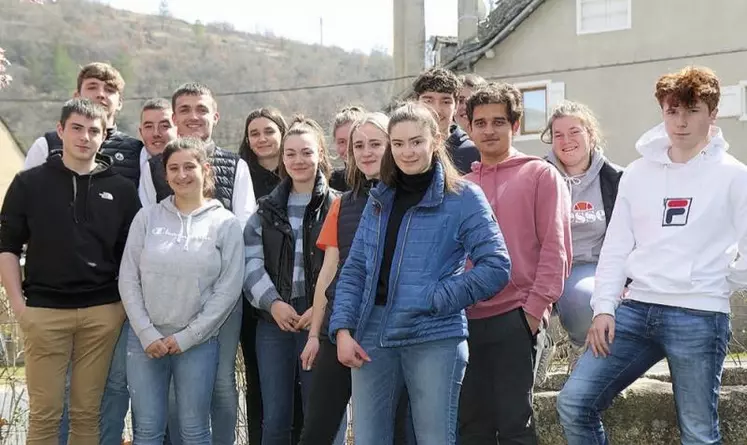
[{"x1": 0, "y1": 0, "x2": 395, "y2": 152}]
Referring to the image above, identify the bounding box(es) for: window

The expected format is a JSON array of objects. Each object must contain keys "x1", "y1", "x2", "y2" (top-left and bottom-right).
[
  {"x1": 514, "y1": 80, "x2": 566, "y2": 141},
  {"x1": 521, "y1": 88, "x2": 547, "y2": 135},
  {"x1": 577, "y1": 0, "x2": 631, "y2": 35},
  {"x1": 716, "y1": 83, "x2": 747, "y2": 121}
]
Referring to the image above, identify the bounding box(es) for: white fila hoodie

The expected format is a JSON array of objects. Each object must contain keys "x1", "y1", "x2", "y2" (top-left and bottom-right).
[{"x1": 591, "y1": 123, "x2": 747, "y2": 317}]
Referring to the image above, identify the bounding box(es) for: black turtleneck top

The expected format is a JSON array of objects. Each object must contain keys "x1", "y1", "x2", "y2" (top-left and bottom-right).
[{"x1": 375, "y1": 166, "x2": 435, "y2": 306}]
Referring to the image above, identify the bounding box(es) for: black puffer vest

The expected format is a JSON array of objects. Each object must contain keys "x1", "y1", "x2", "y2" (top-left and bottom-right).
[
  {"x1": 257, "y1": 170, "x2": 336, "y2": 323},
  {"x1": 149, "y1": 143, "x2": 239, "y2": 211},
  {"x1": 44, "y1": 127, "x2": 142, "y2": 186},
  {"x1": 320, "y1": 182, "x2": 373, "y2": 335}
]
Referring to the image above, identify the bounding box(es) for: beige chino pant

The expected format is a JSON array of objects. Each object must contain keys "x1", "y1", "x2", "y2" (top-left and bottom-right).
[{"x1": 19, "y1": 302, "x2": 125, "y2": 445}]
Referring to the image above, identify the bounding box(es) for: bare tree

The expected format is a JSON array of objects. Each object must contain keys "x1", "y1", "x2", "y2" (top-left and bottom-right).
[
  {"x1": 0, "y1": 47, "x2": 12, "y2": 90},
  {"x1": 158, "y1": 0, "x2": 170, "y2": 30}
]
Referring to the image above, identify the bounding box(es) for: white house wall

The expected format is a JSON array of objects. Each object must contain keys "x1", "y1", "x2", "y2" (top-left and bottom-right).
[{"x1": 473, "y1": 0, "x2": 747, "y2": 166}]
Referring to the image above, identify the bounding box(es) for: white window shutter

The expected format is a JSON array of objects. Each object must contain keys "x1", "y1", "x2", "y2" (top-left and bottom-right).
[
  {"x1": 717, "y1": 85, "x2": 742, "y2": 118},
  {"x1": 547, "y1": 81, "x2": 566, "y2": 113}
]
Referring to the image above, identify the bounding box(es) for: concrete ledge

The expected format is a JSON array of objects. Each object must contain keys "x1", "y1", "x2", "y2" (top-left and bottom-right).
[{"x1": 534, "y1": 374, "x2": 747, "y2": 444}]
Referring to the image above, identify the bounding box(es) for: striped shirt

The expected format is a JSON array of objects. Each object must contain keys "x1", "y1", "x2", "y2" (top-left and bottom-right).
[
  {"x1": 243, "y1": 192, "x2": 311, "y2": 312},
  {"x1": 288, "y1": 192, "x2": 311, "y2": 300}
]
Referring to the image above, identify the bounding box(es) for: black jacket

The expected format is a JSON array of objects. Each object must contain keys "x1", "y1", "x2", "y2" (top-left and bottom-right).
[
  {"x1": 599, "y1": 160, "x2": 624, "y2": 224},
  {"x1": 329, "y1": 168, "x2": 349, "y2": 192},
  {"x1": 0, "y1": 154, "x2": 141, "y2": 308},
  {"x1": 44, "y1": 126, "x2": 143, "y2": 187},
  {"x1": 256, "y1": 170, "x2": 337, "y2": 322},
  {"x1": 320, "y1": 182, "x2": 373, "y2": 335},
  {"x1": 446, "y1": 124, "x2": 481, "y2": 175}
]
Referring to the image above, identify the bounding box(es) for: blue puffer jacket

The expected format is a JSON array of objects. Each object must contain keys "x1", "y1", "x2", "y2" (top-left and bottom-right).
[{"x1": 329, "y1": 161, "x2": 511, "y2": 347}]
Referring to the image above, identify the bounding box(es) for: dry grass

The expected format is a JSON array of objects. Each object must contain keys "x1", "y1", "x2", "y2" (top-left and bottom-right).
[{"x1": 0, "y1": 287, "x2": 29, "y2": 443}]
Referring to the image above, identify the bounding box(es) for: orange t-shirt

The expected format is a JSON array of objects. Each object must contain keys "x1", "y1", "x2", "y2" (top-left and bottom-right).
[{"x1": 316, "y1": 197, "x2": 341, "y2": 250}]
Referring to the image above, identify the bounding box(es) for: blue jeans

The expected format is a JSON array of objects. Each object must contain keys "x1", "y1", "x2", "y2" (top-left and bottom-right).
[
  {"x1": 557, "y1": 300, "x2": 730, "y2": 445},
  {"x1": 167, "y1": 302, "x2": 242, "y2": 445},
  {"x1": 256, "y1": 313, "x2": 313, "y2": 445},
  {"x1": 58, "y1": 320, "x2": 131, "y2": 445},
  {"x1": 127, "y1": 328, "x2": 218, "y2": 445},
  {"x1": 556, "y1": 262, "x2": 597, "y2": 347},
  {"x1": 352, "y1": 307, "x2": 468, "y2": 445}
]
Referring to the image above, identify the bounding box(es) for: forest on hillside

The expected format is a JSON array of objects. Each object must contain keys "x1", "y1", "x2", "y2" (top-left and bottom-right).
[{"x1": 0, "y1": 0, "x2": 395, "y2": 151}]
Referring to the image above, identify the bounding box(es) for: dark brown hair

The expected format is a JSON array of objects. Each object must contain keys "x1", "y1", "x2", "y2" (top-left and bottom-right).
[
  {"x1": 346, "y1": 112, "x2": 389, "y2": 195},
  {"x1": 238, "y1": 107, "x2": 288, "y2": 167},
  {"x1": 171, "y1": 82, "x2": 217, "y2": 111},
  {"x1": 380, "y1": 102, "x2": 462, "y2": 194},
  {"x1": 412, "y1": 67, "x2": 462, "y2": 100},
  {"x1": 655, "y1": 66, "x2": 720, "y2": 112},
  {"x1": 60, "y1": 98, "x2": 108, "y2": 132},
  {"x1": 76, "y1": 62, "x2": 125, "y2": 94},
  {"x1": 466, "y1": 82, "x2": 524, "y2": 126},
  {"x1": 162, "y1": 137, "x2": 216, "y2": 199},
  {"x1": 279, "y1": 115, "x2": 332, "y2": 180}
]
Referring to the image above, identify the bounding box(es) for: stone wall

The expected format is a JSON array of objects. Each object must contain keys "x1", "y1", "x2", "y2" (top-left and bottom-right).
[{"x1": 535, "y1": 368, "x2": 747, "y2": 444}]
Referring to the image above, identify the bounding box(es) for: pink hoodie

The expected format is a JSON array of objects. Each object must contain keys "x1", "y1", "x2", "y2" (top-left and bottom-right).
[{"x1": 463, "y1": 151, "x2": 572, "y2": 322}]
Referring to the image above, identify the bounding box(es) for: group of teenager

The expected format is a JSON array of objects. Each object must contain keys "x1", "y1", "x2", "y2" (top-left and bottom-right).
[{"x1": 0, "y1": 59, "x2": 744, "y2": 445}]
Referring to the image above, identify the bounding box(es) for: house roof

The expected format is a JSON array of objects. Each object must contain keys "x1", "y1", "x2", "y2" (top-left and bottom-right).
[{"x1": 444, "y1": 0, "x2": 544, "y2": 70}]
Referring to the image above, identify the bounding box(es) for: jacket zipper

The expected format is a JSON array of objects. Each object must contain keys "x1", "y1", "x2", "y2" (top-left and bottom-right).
[{"x1": 379, "y1": 209, "x2": 415, "y2": 348}]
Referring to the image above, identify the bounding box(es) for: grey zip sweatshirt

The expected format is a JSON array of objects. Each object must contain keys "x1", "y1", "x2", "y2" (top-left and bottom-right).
[{"x1": 118, "y1": 197, "x2": 245, "y2": 352}]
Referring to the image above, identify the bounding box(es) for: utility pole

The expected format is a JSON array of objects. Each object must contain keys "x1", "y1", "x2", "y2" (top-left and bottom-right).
[{"x1": 319, "y1": 17, "x2": 324, "y2": 46}]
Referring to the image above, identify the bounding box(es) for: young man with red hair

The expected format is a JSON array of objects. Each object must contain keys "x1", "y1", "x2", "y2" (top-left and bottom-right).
[{"x1": 558, "y1": 66, "x2": 747, "y2": 444}]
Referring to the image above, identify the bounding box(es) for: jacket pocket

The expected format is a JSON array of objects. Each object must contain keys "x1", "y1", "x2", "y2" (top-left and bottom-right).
[
  {"x1": 518, "y1": 308, "x2": 536, "y2": 339},
  {"x1": 17, "y1": 307, "x2": 33, "y2": 332},
  {"x1": 141, "y1": 272, "x2": 202, "y2": 328}
]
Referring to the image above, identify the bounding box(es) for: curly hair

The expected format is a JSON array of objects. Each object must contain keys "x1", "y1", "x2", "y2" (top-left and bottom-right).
[
  {"x1": 540, "y1": 100, "x2": 605, "y2": 151},
  {"x1": 466, "y1": 82, "x2": 524, "y2": 126},
  {"x1": 412, "y1": 67, "x2": 462, "y2": 99},
  {"x1": 655, "y1": 66, "x2": 720, "y2": 112}
]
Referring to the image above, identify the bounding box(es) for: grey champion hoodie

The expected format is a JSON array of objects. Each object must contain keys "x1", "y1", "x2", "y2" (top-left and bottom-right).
[
  {"x1": 547, "y1": 150, "x2": 608, "y2": 264},
  {"x1": 118, "y1": 196, "x2": 245, "y2": 352}
]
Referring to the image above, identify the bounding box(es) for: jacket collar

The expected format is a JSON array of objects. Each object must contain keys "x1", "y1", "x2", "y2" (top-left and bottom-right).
[
  {"x1": 370, "y1": 160, "x2": 446, "y2": 209},
  {"x1": 263, "y1": 168, "x2": 329, "y2": 220}
]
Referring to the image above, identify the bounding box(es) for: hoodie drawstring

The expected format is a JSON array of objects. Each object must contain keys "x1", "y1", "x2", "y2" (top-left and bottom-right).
[
  {"x1": 71, "y1": 176, "x2": 78, "y2": 223},
  {"x1": 175, "y1": 212, "x2": 194, "y2": 251},
  {"x1": 563, "y1": 176, "x2": 582, "y2": 192},
  {"x1": 184, "y1": 214, "x2": 193, "y2": 251},
  {"x1": 85, "y1": 176, "x2": 93, "y2": 223}
]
